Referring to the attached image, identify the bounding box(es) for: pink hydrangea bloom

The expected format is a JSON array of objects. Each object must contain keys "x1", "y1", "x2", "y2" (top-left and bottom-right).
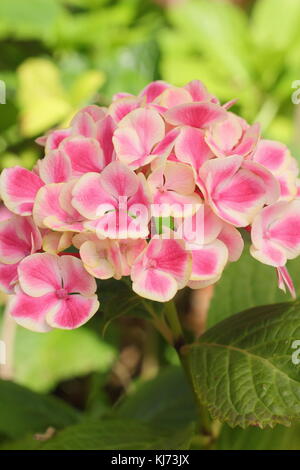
[{"x1": 0, "y1": 78, "x2": 299, "y2": 331}]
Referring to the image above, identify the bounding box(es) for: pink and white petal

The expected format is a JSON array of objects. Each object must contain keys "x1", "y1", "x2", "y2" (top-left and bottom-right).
[
  {"x1": 59, "y1": 255, "x2": 97, "y2": 295},
  {"x1": 61, "y1": 137, "x2": 104, "y2": 175},
  {"x1": 132, "y1": 268, "x2": 178, "y2": 302},
  {"x1": 43, "y1": 216, "x2": 84, "y2": 233},
  {"x1": 189, "y1": 240, "x2": 228, "y2": 281},
  {"x1": 149, "y1": 238, "x2": 192, "y2": 288},
  {"x1": 153, "y1": 190, "x2": 202, "y2": 218},
  {"x1": 250, "y1": 241, "x2": 286, "y2": 267},
  {"x1": 80, "y1": 240, "x2": 115, "y2": 279},
  {"x1": 33, "y1": 183, "x2": 69, "y2": 228},
  {"x1": 217, "y1": 224, "x2": 244, "y2": 261},
  {"x1": 268, "y1": 201, "x2": 300, "y2": 257},
  {"x1": 42, "y1": 231, "x2": 73, "y2": 254},
  {"x1": 128, "y1": 173, "x2": 152, "y2": 210},
  {"x1": 46, "y1": 294, "x2": 99, "y2": 330},
  {"x1": 206, "y1": 113, "x2": 243, "y2": 156},
  {"x1": 184, "y1": 80, "x2": 216, "y2": 103},
  {"x1": 95, "y1": 115, "x2": 116, "y2": 166},
  {"x1": 114, "y1": 108, "x2": 165, "y2": 168},
  {"x1": 71, "y1": 110, "x2": 96, "y2": 137},
  {"x1": 200, "y1": 155, "x2": 243, "y2": 193},
  {"x1": 0, "y1": 262, "x2": 18, "y2": 293},
  {"x1": 188, "y1": 275, "x2": 221, "y2": 289},
  {"x1": 75, "y1": 105, "x2": 106, "y2": 123},
  {"x1": 18, "y1": 253, "x2": 62, "y2": 297},
  {"x1": 108, "y1": 96, "x2": 140, "y2": 123},
  {"x1": 253, "y1": 139, "x2": 287, "y2": 171},
  {"x1": 0, "y1": 167, "x2": 44, "y2": 215},
  {"x1": 100, "y1": 161, "x2": 139, "y2": 198},
  {"x1": 155, "y1": 87, "x2": 192, "y2": 108},
  {"x1": 234, "y1": 123, "x2": 260, "y2": 157},
  {"x1": 42, "y1": 128, "x2": 71, "y2": 152},
  {"x1": 164, "y1": 162, "x2": 196, "y2": 194},
  {"x1": 72, "y1": 172, "x2": 116, "y2": 219},
  {"x1": 175, "y1": 127, "x2": 212, "y2": 171},
  {"x1": 207, "y1": 164, "x2": 266, "y2": 226},
  {"x1": 125, "y1": 239, "x2": 148, "y2": 267},
  {"x1": 139, "y1": 80, "x2": 171, "y2": 103},
  {"x1": 8, "y1": 289, "x2": 56, "y2": 332},
  {"x1": 164, "y1": 102, "x2": 227, "y2": 128},
  {"x1": 250, "y1": 202, "x2": 288, "y2": 250},
  {"x1": 277, "y1": 266, "x2": 296, "y2": 298},
  {"x1": 243, "y1": 160, "x2": 280, "y2": 204},
  {"x1": 38, "y1": 150, "x2": 72, "y2": 183},
  {"x1": 151, "y1": 128, "x2": 180, "y2": 162},
  {"x1": 0, "y1": 216, "x2": 41, "y2": 264},
  {"x1": 0, "y1": 204, "x2": 14, "y2": 222}
]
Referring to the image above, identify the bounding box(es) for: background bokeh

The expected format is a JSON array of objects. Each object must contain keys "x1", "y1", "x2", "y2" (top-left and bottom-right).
[{"x1": 1, "y1": 0, "x2": 300, "y2": 450}]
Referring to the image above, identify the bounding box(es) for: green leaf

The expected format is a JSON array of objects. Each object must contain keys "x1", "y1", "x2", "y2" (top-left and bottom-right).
[
  {"x1": 251, "y1": 0, "x2": 300, "y2": 51},
  {"x1": 0, "y1": 0, "x2": 63, "y2": 41},
  {"x1": 217, "y1": 422, "x2": 300, "y2": 450},
  {"x1": 167, "y1": 0, "x2": 251, "y2": 85},
  {"x1": 14, "y1": 326, "x2": 116, "y2": 393},
  {"x1": 0, "y1": 380, "x2": 80, "y2": 440},
  {"x1": 99, "y1": 278, "x2": 164, "y2": 335},
  {"x1": 117, "y1": 366, "x2": 196, "y2": 428},
  {"x1": 208, "y1": 248, "x2": 300, "y2": 328},
  {"x1": 183, "y1": 300, "x2": 300, "y2": 428},
  {"x1": 17, "y1": 58, "x2": 71, "y2": 137},
  {"x1": 1, "y1": 419, "x2": 194, "y2": 450}
]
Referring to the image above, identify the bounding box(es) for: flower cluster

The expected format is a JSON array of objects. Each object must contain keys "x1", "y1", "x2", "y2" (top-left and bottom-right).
[{"x1": 0, "y1": 79, "x2": 299, "y2": 331}]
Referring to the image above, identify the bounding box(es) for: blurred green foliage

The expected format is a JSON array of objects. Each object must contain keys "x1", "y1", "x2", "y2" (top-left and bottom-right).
[{"x1": 1, "y1": 0, "x2": 300, "y2": 451}]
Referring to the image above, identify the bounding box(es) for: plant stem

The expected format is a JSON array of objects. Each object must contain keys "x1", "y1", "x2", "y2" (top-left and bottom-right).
[
  {"x1": 163, "y1": 300, "x2": 185, "y2": 349},
  {"x1": 163, "y1": 300, "x2": 212, "y2": 438}
]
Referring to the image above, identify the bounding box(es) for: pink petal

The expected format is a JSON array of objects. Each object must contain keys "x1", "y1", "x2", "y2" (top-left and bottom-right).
[
  {"x1": 59, "y1": 255, "x2": 97, "y2": 296},
  {"x1": 243, "y1": 160, "x2": 279, "y2": 205},
  {"x1": 80, "y1": 240, "x2": 115, "y2": 279},
  {"x1": 100, "y1": 161, "x2": 139, "y2": 198},
  {"x1": 95, "y1": 115, "x2": 116, "y2": 166},
  {"x1": 8, "y1": 288, "x2": 56, "y2": 332},
  {"x1": 217, "y1": 224, "x2": 244, "y2": 261},
  {"x1": 109, "y1": 97, "x2": 140, "y2": 123},
  {"x1": 18, "y1": 253, "x2": 62, "y2": 297},
  {"x1": 46, "y1": 294, "x2": 99, "y2": 329},
  {"x1": 189, "y1": 240, "x2": 228, "y2": 281},
  {"x1": 253, "y1": 139, "x2": 287, "y2": 171},
  {"x1": 113, "y1": 108, "x2": 165, "y2": 168},
  {"x1": 139, "y1": 80, "x2": 171, "y2": 103},
  {"x1": 184, "y1": 80, "x2": 217, "y2": 103},
  {"x1": 72, "y1": 172, "x2": 116, "y2": 220},
  {"x1": 61, "y1": 137, "x2": 104, "y2": 176},
  {"x1": 277, "y1": 266, "x2": 296, "y2": 298},
  {"x1": 38, "y1": 149, "x2": 72, "y2": 183},
  {"x1": 0, "y1": 262, "x2": 18, "y2": 293},
  {"x1": 132, "y1": 267, "x2": 178, "y2": 302},
  {"x1": 0, "y1": 215, "x2": 41, "y2": 264},
  {"x1": 164, "y1": 102, "x2": 226, "y2": 128},
  {"x1": 33, "y1": 183, "x2": 70, "y2": 229},
  {"x1": 155, "y1": 87, "x2": 192, "y2": 108},
  {"x1": 0, "y1": 167, "x2": 44, "y2": 216},
  {"x1": 175, "y1": 127, "x2": 212, "y2": 171}
]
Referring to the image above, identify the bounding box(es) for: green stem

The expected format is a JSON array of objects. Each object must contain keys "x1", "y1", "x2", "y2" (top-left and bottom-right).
[
  {"x1": 163, "y1": 300, "x2": 185, "y2": 349},
  {"x1": 163, "y1": 300, "x2": 212, "y2": 438}
]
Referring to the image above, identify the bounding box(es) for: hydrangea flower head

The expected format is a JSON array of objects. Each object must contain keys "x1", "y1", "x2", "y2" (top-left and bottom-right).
[{"x1": 1, "y1": 79, "x2": 299, "y2": 331}]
